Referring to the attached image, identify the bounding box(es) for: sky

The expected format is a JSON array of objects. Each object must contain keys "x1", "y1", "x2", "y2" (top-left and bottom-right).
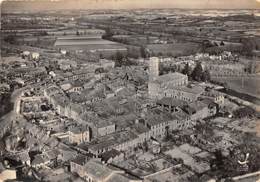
[{"x1": 1, "y1": 0, "x2": 260, "y2": 12}]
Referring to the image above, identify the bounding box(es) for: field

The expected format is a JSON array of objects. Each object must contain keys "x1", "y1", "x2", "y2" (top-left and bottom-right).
[
  {"x1": 54, "y1": 36, "x2": 127, "y2": 52},
  {"x1": 212, "y1": 76, "x2": 260, "y2": 99},
  {"x1": 55, "y1": 37, "x2": 119, "y2": 46},
  {"x1": 56, "y1": 44, "x2": 127, "y2": 51},
  {"x1": 147, "y1": 43, "x2": 199, "y2": 57}
]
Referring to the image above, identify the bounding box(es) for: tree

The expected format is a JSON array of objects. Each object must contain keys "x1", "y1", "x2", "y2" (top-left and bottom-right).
[
  {"x1": 143, "y1": 141, "x2": 149, "y2": 152},
  {"x1": 158, "y1": 52, "x2": 163, "y2": 57},
  {"x1": 99, "y1": 53, "x2": 104, "y2": 59},
  {"x1": 146, "y1": 36, "x2": 150, "y2": 43},
  {"x1": 182, "y1": 63, "x2": 192, "y2": 77},
  {"x1": 127, "y1": 49, "x2": 139, "y2": 59},
  {"x1": 202, "y1": 40, "x2": 214, "y2": 53},
  {"x1": 220, "y1": 41, "x2": 225, "y2": 46},
  {"x1": 4, "y1": 35, "x2": 17, "y2": 44},
  {"x1": 241, "y1": 38, "x2": 256, "y2": 57},
  {"x1": 201, "y1": 70, "x2": 211, "y2": 82},
  {"x1": 95, "y1": 68, "x2": 105, "y2": 74},
  {"x1": 140, "y1": 46, "x2": 147, "y2": 58},
  {"x1": 102, "y1": 27, "x2": 113, "y2": 40},
  {"x1": 211, "y1": 149, "x2": 224, "y2": 170},
  {"x1": 191, "y1": 62, "x2": 203, "y2": 81},
  {"x1": 39, "y1": 31, "x2": 48, "y2": 36},
  {"x1": 233, "y1": 106, "x2": 256, "y2": 119},
  {"x1": 164, "y1": 126, "x2": 170, "y2": 141},
  {"x1": 113, "y1": 51, "x2": 125, "y2": 67}
]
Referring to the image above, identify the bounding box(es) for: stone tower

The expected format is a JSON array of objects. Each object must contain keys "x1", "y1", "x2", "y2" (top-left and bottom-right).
[{"x1": 149, "y1": 57, "x2": 159, "y2": 81}]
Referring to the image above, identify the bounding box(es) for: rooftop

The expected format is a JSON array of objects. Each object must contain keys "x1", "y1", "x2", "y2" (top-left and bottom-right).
[
  {"x1": 71, "y1": 155, "x2": 88, "y2": 166},
  {"x1": 99, "y1": 149, "x2": 122, "y2": 162},
  {"x1": 106, "y1": 173, "x2": 141, "y2": 182},
  {"x1": 69, "y1": 125, "x2": 88, "y2": 134},
  {"x1": 152, "y1": 72, "x2": 187, "y2": 84},
  {"x1": 172, "y1": 85, "x2": 205, "y2": 95},
  {"x1": 88, "y1": 131, "x2": 138, "y2": 152},
  {"x1": 145, "y1": 109, "x2": 179, "y2": 126},
  {"x1": 157, "y1": 97, "x2": 188, "y2": 107},
  {"x1": 84, "y1": 160, "x2": 117, "y2": 180}
]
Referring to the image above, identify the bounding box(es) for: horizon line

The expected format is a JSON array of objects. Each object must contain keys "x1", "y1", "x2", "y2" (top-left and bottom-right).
[{"x1": 1, "y1": 7, "x2": 260, "y2": 13}]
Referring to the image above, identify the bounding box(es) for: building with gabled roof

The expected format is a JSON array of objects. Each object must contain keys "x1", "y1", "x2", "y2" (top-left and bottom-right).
[{"x1": 71, "y1": 159, "x2": 142, "y2": 182}]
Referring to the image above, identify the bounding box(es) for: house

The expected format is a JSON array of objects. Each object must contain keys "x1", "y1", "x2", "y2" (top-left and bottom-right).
[
  {"x1": 7, "y1": 67, "x2": 47, "y2": 81},
  {"x1": 163, "y1": 85, "x2": 205, "y2": 102},
  {"x1": 69, "y1": 81, "x2": 84, "y2": 93},
  {"x1": 68, "y1": 125, "x2": 90, "y2": 144},
  {"x1": 60, "y1": 82, "x2": 73, "y2": 92},
  {"x1": 31, "y1": 154, "x2": 51, "y2": 169},
  {"x1": 81, "y1": 114, "x2": 116, "y2": 138},
  {"x1": 100, "y1": 59, "x2": 115, "y2": 70},
  {"x1": 0, "y1": 83, "x2": 10, "y2": 92},
  {"x1": 143, "y1": 108, "x2": 192, "y2": 138},
  {"x1": 106, "y1": 173, "x2": 142, "y2": 182},
  {"x1": 81, "y1": 129, "x2": 147, "y2": 156},
  {"x1": 15, "y1": 151, "x2": 31, "y2": 166},
  {"x1": 57, "y1": 59, "x2": 77, "y2": 71},
  {"x1": 58, "y1": 143, "x2": 78, "y2": 162},
  {"x1": 201, "y1": 89, "x2": 225, "y2": 107},
  {"x1": 31, "y1": 150, "x2": 61, "y2": 169},
  {"x1": 70, "y1": 154, "x2": 94, "y2": 177},
  {"x1": 182, "y1": 99, "x2": 217, "y2": 121},
  {"x1": 0, "y1": 162, "x2": 16, "y2": 181},
  {"x1": 31, "y1": 52, "x2": 40, "y2": 60},
  {"x1": 60, "y1": 80, "x2": 84, "y2": 93},
  {"x1": 156, "y1": 97, "x2": 187, "y2": 113},
  {"x1": 131, "y1": 122, "x2": 151, "y2": 144},
  {"x1": 60, "y1": 50, "x2": 67, "y2": 55},
  {"x1": 71, "y1": 159, "x2": 142, "y2": 182},
  {"x1": 148, "y1": 72, "x2": 188, "y2": 99},
  {"x1": 72, "y1": 159, "x2": 122, "y2": 181},
  {"x1": 22, "y1": 51, "x2": 30, "y2": 57},
  {"x1": 148, "y1": 58, "x2": 204, "y2": 102},
  {"x1": 99, "y1": 149, "x2": 124, "y2": 164}
]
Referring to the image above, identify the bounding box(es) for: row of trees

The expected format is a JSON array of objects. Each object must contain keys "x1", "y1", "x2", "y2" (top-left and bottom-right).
[
  {"x1": 160, "y1": 62, "x2": 211, "y2": 82},
  {"x1": 111, "y1": 51, "x2": 138, "y2": 67},
  {"x1": 0, "y1": 92, "x2": 13, "y2": 118},
  {"x1": 232, "y1": 106, "x2": 257, "y2": 119},
  {"x1": 4, "y1": 34, "x2": 18, "y2": 44},
  {"x1": 182, "y1": 62, "x2": 211, "y2": 82}
]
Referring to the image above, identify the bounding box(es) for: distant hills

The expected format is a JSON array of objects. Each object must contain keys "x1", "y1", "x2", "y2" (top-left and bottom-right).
[{"x1": 1, "y1": 0, "x2": 260, "y2": 13}]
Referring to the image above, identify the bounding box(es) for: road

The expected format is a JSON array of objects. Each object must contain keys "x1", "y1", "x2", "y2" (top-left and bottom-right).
[{"x1": 0, "y1": 80, "x2": 48, "y2": 136}]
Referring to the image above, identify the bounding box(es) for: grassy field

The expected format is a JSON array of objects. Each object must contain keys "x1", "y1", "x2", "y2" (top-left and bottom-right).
[
  {"x1": 147, "y1": 42, "x2": 199, "y2": 56},
  {"x1": 54, "y1": 36, "x2": 126, "y2": 51},
  {"x1": 54, "y1": 38, "x2": 118, "y2": 46},
  {"x1": 212, "y1": 76, "x2": 260, "y2": 98},
  {"x1": 56, "y1": 44, "x2": 127, "y2": 51}
]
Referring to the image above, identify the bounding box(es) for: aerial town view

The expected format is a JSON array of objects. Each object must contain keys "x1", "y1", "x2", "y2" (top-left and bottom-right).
[{"x1": 0, "y1": 0, "x2": 260, "y2": 181}]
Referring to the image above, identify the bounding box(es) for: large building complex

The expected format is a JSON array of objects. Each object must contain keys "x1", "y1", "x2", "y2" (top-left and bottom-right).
[{"x1": 148, "y1": 57, "x2": 189, "y2": 100}]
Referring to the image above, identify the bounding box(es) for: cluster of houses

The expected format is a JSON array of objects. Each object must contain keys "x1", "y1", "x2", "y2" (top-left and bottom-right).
[
  {"x1": 38, "y1": 57, "x2": 225, "y2": 163},
  {"x1": 1, "y1": 53, "x2": 228, "y2": 182}
]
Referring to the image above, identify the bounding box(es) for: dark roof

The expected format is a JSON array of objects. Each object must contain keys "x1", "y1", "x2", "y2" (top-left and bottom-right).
[
  {"x1": 200, "y1": 98, "x2": 217, "y2": 106},
  {"x1": 131, "y1": 123, "x2": 150, "y2": 135},
  {"x1": 99, "y1": 149, "x2": 122, "y2": 162},
  {"x1": 183, "y1": 105, "x2": 196, "y2": 115},
  {"x1": 156, "y1": 97, "x2": 188, "y2": 107},
  {"x1": 84, "y1": 160, "x2": 115, "y2": 180},
  {"x1": 31, "y1": 155, "x2": 46, "y2": 166},
  {"x1": 71, "y1": 155, "x2": 88, "y2": 166}
]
